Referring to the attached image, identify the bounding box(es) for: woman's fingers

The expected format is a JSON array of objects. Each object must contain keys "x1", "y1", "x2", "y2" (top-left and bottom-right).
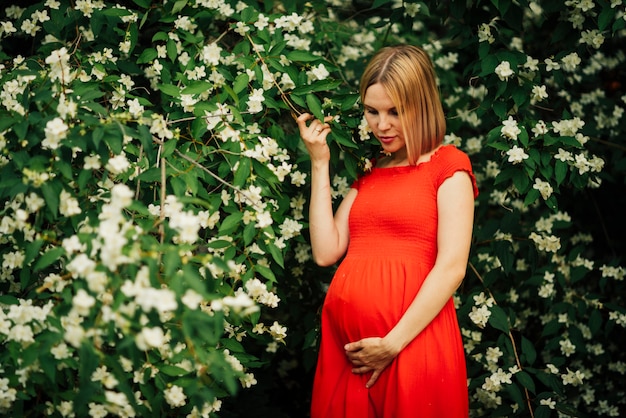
[{"x1": 297, "y1": 112, "x2": 332, "y2": 139}]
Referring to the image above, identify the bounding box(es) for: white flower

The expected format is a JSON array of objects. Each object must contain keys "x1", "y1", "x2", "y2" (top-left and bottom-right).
[
  {"x1": 72, "y1": 288, "x2": 95, "y2": 316},
  {"x1": 545, "y1": 58, "x2": 560, "y2": 71},
  {"x1": 45, "y1": 47, "x2": 73, "y2": 84},
  {"x1": 580, "y1": 29, "x2": 604, "y2": 48},
  {"x1": 201, "y1": 42, "x2": 222, "y2": 66},
  {"x1": 42, "y1": 117, "x2": 68, "y2": 150},
  {"x1": 561, "y1": 52, "x2": 581, "y2": 72},
  {"x1": 505, "y1": 145, "x2": 529, "y2": 164},
  {"x1": 135, "y1": 326, "x2": 165, "y2": 351},
  {"x1": 469, "y1": 304, "x2": 491, "y2": 328},
  {"x1": 169, "y1": 211, "x2": 201, "y2": 244},
  {"x1": 554, "y1": 148, "x2": 573, "y2": 162},
  {"x1": 562, "y1": 368, "x2": 585, "y2": 386},
  {"x1": 531, "y1": 85, "x2": 548, "y2": 104},
  {"x1": 269, "y1": 321, "x2": 287, "y2": 343},
  {"x1": 533, "y1": 178, "x2": 553, "y2": 200},
  {"x1": 494, "y1": 61, "x2": 514, "y2": 81},
  {"x1": 559, "y1": 338, "x2": 576, "y2": 357},
  {"x1": 255, "y1": 211, "x2": 273, "y2": 228},
  {"x1": 164, "y1": 385, "x2": 187, "y2": 408},
  {"x1": 150, "y1": 113, "x2": 174, "y2": 140},
  {"x1": 106, "y1": 153, "x2": 131, "y2": 175},
  {"x1": 181, "y1": 289, "x2": 203, "y2": 309},
  {"x1": 307, "y1": 63, "x2": 330, "y2": 82},
  {"x1": 59, "y1": 189, "x2": 82, "y2": 217},
  {"x1": 540, "y1": 398, "x2": 556, "y2": 409},
  {"x1": 51, "y1": 342, "x2": 71, "y2": 360},
  {"x1": 64, "y1": 324, "x2": 85, "y2": 348},
  {"x1": 290, "y1": 170, "x2": 307, "y2": 186},
  {"x1": 478, "y1": 23, "x2": 495, "y2": 44},
  {"x1": 501, "y1": 116, "x2": 521, "y2": 140},
  {"x1": 7, "y1": 324, "x2": 34, "y2": 343},
  {"x1": 84, "y1": 154, "x2": 101, "y2": 170},
  {"x1": 524, "y1": 56, "x2": 539, "y2": 72},
  {"x1": 538, "y1": 282, "x2": 555, "y2": 298},
  {"x1": 279, "y1": 218, "x2": 302, "y2": 240},
  {"x1": 240, "y1": 373, "x2": 257, "y2": 388},
  {"x1": 135, "y1": 287, "x2": 178, "y2": 313}
]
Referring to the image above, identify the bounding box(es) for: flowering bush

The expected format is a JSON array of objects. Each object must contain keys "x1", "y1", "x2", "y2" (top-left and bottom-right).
[{"x1": 0, "y1": 0, "x2": 624, "y2": 417}]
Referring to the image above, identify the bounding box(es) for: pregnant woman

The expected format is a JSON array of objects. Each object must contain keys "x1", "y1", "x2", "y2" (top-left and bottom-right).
[{"x1": 297, "y1": 44, "x2": 478, "y2": 418}]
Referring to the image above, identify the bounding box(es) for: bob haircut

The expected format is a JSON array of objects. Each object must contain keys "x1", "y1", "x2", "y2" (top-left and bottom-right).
[{"x1": 359, "y1": 45, "x2": 446, "y2": 165}]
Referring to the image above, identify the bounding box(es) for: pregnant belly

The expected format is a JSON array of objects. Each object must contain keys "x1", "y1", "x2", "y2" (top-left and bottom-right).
[{"x1": 323, "y1": 258, "x2": 425, "y2": 343}]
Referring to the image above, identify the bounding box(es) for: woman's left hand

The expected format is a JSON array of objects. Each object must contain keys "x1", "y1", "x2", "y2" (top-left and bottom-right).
[{"x1": 344, "y1": 337, "x2": 400, "y2": 388}]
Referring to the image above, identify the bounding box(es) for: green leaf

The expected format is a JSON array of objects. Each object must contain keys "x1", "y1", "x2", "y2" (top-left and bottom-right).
[
  {"x1": 243, "y1": 223, "x2": 257, "y2": 246},
  {"x1": 159, "y1": 364, "x2": 189, "y2": 376},
  {"x1": 171, "y1": 0, "x2": 188, "y2": 14},
  {"x1": 219, "y1": 212, "x2": 244, "y2": 234},
  {"x1": 255, "y1": 263, "x2": 276, "y2": 282},
  {"x1": 132, "y1": 0, "x2": 151, "y2": 7},
  {"x1": 488, "y1": 305, "x2": 510, "y2": 333},
  {"x1": 157, "y1": 84, "x2": 181, "y2": 98},
  {"x1": 24, "y1": 240, "x2": 45, "y2": 267},
  {"x1": 512, "y1": 171, "x2": 530, "y2": 193},
  {"x1": 589, "y1": 309, "x2": 603, "y2": 335},
  {"x1": 492, "y1": 101, "x2": 507, "y2": 119},
  {"x1": 555, "y1": 160, "x2": 568, "y2": 186},
  {"x1": 137, "y1": 48, "x2": 158, "y2": 64},
  {"x1": 523, "y1": 188, "x2": 540, "y2": 206},
  {"x1": 598, "y1": 6, "x2": 615, "y2": 32},
  {"x1": 286, "y1": 50, "x2": 322, "y2": 62},
  {"x1": 521, "y1": 336, "x2": 537, "y2": 365},
  {"x1": 137, "y1": 167, "x2": 161, "y2": 182},
  {"x1": 233, "y1": 73, "x2": 249, "y2": 95},
  {"x1": 163, "y1": 249, "x2": 181, "y2": 278},
  {"x1": 166, "y1": 38, "x2": 178, "y2": 62},
  {"x1": 493, "y1": 240, "x2": 514, "y2": 273},
  {"x1": 515, "y1": 371, "x2": 536, "y2": 394},
  {"x1": 306, "y1": 93, "x2": 324, "y2": 120},
  {"x1": 233, "y1": 158, "x2": 251, "y2": 188},
  {"x1": 41, "y1": 182, "x2": 61, "y2": 217},
  {"x1": 267, "y1": 243, "x2": 284, "y2": 269}
]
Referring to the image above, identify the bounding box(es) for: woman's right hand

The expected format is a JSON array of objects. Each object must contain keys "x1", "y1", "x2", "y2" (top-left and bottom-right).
[{"x1": 296, "y1": 113, "x2": 333, "y2": 162}]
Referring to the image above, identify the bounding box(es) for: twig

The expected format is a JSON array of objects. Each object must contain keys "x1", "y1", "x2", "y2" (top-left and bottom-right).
[{"x1": 245, "y1": 33, "x2": 303, "y2": 119}]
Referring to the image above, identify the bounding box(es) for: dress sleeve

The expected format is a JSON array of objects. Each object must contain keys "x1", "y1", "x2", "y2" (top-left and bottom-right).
[{"x1": 434, "y1": 146, "x2": 479, "y2": 199}]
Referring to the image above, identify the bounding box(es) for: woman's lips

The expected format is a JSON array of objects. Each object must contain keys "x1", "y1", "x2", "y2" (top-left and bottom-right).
[{"x1": 379, "y1": 136, "x2": 395, "y2": 144}]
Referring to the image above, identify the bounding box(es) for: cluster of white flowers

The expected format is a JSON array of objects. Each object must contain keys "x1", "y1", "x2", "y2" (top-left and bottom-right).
[
  {"x1": 469, "y1": 292, "x2": 495, "y2": 328},
  {"x1": 538, "y1": 271, "x2": 557, "y2": 299},
  {"x1": 244, "y1": 278, "x2": 280, "y2": 308},
  {"x1": 529, "y1": 232, "x2": 562, "y2": 253},
  {"x1": 148, "y1": 195, "x2": 209, "y2": 244}
]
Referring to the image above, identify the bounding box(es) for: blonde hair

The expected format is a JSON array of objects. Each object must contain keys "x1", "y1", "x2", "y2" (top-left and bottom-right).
[{"x1": 359, "y1": 45, "x2": 446, "y2": 165}]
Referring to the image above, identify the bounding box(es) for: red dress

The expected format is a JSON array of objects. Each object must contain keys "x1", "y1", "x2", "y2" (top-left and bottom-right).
[{"x1": 311, "y1": 145, "x2": 478, "y2": 418}]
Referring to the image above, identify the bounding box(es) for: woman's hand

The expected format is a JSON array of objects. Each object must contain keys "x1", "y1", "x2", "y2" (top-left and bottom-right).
[
  {"x1": 344, "y1": 337, "x2": 401, "y2": 388},
  {"x1": 296, "y1": 113, "x2": 333, "y2": 162}
]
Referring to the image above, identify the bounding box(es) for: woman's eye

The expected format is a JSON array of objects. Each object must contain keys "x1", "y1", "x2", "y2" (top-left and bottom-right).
[{"x1": 366, "y1": 109, "x2": 378, "y2": 115}]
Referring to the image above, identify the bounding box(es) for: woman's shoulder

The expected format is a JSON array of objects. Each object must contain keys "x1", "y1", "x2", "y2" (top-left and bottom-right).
[
  {"x1": 431, "y1": 144, "x2": 479, "y2": 197},
  {"x1": 437, "y1": 144, "x2": 470, "y2": 159}
]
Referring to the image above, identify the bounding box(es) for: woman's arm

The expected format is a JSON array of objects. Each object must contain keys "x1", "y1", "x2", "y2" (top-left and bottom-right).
[
  {"x1": 345, "y1": 170, "x2": 475, "y2": 387},
  {"x1": 297, "y1": 113, "x2": 356, "y2": 266}
]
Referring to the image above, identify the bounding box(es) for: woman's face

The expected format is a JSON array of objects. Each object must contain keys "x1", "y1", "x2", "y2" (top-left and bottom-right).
[{"x1": 363, "y1": 83, "x2": 406, "y2": 157}]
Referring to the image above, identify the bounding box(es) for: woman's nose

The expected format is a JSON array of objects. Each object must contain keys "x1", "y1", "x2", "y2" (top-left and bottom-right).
[{"x1": 378, "y1": 114, "x2": 391, "y2": 130}]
